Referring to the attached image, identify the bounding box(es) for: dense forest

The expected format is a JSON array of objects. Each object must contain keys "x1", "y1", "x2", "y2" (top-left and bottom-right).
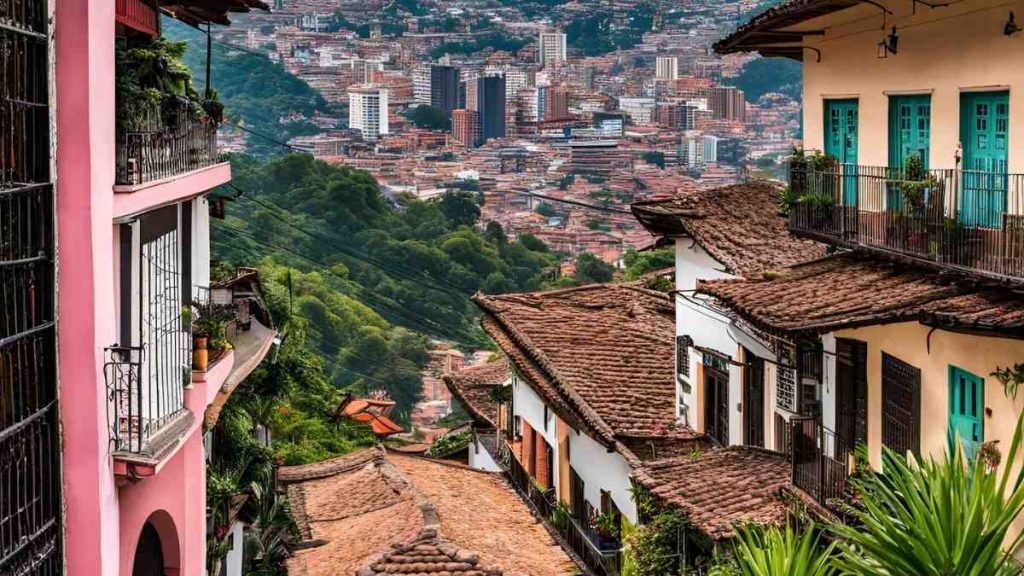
[
  {"x1": 565, "y1": 4, "x2": 657, "y2": 56},
  {"x1": 164, "y1": 19, "x2": 336, "y2": 157},
  {"x1": 733, "y1": 57, "x2": 803, "y2": 102},
  {"x1": 211, "y1": 154, "x2": 561, "y2": 423}
]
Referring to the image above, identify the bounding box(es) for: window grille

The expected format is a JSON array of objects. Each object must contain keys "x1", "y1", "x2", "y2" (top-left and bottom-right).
[
  {"x1": 676, "y1": 335, "x2": 692, "y2": 378},
  {"x1": 0, "y1": 2, "x2": 62, "y2": 572}
]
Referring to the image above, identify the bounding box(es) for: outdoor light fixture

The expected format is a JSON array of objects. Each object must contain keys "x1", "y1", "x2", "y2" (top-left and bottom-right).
[
  {"x1": 1006, "y1": 12, "x2": 1022, "y2": 36},
  {"x1": 877, "y1": 26, "x2": 899, "y2": 58}
]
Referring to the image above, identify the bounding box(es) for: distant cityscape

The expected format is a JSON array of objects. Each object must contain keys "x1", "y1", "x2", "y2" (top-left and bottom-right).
[{"x1": 210, "y1": 0, "x2": 800, "y2": 274}]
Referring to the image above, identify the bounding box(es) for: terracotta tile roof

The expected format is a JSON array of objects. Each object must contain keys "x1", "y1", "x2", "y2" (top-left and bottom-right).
[
  {"x1": 631, "y1": 182, "x2": 826, "y2": 279},
  {"x1": 282, "y1": 449, "x2": 573, "y2": 576},
  {"x1": 160, "y1": 0, "x2": 270, "y2": 27},
  {"x1": 358, "y1": 531, "x2": 502, "y2": 576},
  {"x1": 442, "y1": 359, "x2": 510, "y2": 428},
  {"x1": 632, "y1": 447, "x2": 794, "y2": 540},
  {"x1": 337, "y1": 396, "x2": 406, "y2": 437},
  {"x1": 473, "y1": 284, "x2": 684, "y2": 444},
  {"x1": 698, "y1": 253, "x2": 1024, "y2": 337}
]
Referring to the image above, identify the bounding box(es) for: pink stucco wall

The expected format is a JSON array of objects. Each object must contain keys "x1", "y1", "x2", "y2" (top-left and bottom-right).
[{"x1": 56, "y1": 2, "x2": 214, "y2": 574}]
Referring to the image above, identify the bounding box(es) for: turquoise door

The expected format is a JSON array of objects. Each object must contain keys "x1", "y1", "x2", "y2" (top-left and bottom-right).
[
  {"x1": 889, "y1": 95, "x2": 931, "y2": 168},
  {"x1": 948, "y1": 366, "x2": 983, "y2": 460},
  {"x1": 961, "y1": 92, "x2": 1009, "y2": 228},
  {"x1": 888, "y1": 95, "x2": 931, "y2": 209},
  {"x1": 825, "y1": 99, "x2": 859, "y2": 205}
]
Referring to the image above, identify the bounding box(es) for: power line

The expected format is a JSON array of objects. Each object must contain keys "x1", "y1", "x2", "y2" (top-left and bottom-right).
[
  {"x1": 506, "y1": 189, "x2": 634, "y2": 214},
  {"x1": 219, "y1": 118, "x2": 312, "y2": 154},
  {"x1": 213, "y1": 222, "x2": 483, "y2": 347}
]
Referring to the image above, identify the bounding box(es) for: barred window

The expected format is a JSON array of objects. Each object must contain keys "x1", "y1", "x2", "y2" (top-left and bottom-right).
[
  {"x1": 777, "y1": 365, "x2": 798, "y2": 412},
  {"x1": 676, "y1": 335, "x2": 693, "y2": 378}
]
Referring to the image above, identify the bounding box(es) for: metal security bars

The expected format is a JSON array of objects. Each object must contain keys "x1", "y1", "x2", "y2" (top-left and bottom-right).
[
  {"x1": 0, "y1": 0, "x2": 62, "y2": 573},
  {"x1": 790, "y1": 417, "x2": 853, "y2": 508},
  {"x1": 788, "y1": 161, "x2": 1024, "y2": 283},
  {"x1": 116, "y1": 98, "x2": 220, "y2": 186}
]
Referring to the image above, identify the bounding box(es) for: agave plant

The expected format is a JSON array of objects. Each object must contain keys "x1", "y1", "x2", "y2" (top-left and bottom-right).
[
  {"x1": 731, "y1": 523, "x2": 836, "y2": 576},
  {"x1": 832, "y1": 413, "x2": 1024, "y2": 576}
]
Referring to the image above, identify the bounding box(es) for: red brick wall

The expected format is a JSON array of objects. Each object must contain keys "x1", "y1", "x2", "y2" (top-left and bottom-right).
[
  {"x1": 522, "y1": 420, "x2": 534, "y2": 476},
  {"x1": 535, "y1": 439, "x2": 551, "y2": 489}
]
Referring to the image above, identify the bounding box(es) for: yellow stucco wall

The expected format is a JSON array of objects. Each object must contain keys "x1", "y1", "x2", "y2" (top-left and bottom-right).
[
  {"x1": 802, "y1": 0, "x2": 1024, "y2": 171},
  {"x1": 833, "y1": 322, "x2": 1024, "y2": 470}
]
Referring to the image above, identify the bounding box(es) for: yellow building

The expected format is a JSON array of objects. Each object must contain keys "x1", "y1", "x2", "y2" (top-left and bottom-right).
[{"x1": 700, "y1": 0, "x2": 1024, "y2": 527}]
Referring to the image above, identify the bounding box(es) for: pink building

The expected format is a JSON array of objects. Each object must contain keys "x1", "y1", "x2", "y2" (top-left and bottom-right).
[{"x1": 0, "y1": 1, "x2": 271, "y2": 575}]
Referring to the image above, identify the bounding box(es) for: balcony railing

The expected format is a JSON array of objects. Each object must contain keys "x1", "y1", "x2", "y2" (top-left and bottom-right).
[
  {"x1": 501, "y1": 442, "x2": 622, "y2": 576},
  {"x1": 789, "y1": 416, "x2": 853, "y2": 509},
  {"x1": 788, "y1": 161, "x2": 1024, "y2": 283},
  {"x1": 104, "y1": 345, "x2": 188, "y2": 454},
  {"x1": 116, "y1": 97, "x2": 220, "y2": 187}
]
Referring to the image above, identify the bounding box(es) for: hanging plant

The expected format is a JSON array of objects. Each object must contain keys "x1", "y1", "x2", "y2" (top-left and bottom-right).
[{"x1": 992, "y1": 363, "x2": 1024, "y2": 399}]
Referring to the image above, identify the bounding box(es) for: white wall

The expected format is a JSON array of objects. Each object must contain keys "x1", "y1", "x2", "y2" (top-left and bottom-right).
[
  {"x1": 512, "y1": 371, "x2": 561, "y2": 492},
  {"x1": 568, "y1": 430, "x2": 637, "y2": 525},
  {"x1": 468, "y1": 437, "x2": 503, "y2": 472},
  {"x1": 224, "y1": 521, "x2": 245, "y2": 576},
  {"x1": 192, "y1": 197, "x2": 211, "y2": 296},
  {"x1": 674, "y1": 238, "x2": 741, "y2": 433}
]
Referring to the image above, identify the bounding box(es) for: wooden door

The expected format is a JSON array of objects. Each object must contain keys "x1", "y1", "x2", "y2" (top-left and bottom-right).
[
  {"x1": 743, "y1": 348, "x2": 765, "y2": 448},
  {"x1": 836, "y1": 339, "x2": 868, "y2": 448},
  {"x1": 882, "y1": 352, "x2": 921, "y2": 457}
]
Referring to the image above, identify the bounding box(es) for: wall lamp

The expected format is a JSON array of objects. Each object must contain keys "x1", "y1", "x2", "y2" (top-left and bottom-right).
[
  {"x1": 877, "y1": 26, "x2": 899, "y2": 58},
  {"x1": 1007, "y1": 12, "x2": 1022, "y2": 37}
]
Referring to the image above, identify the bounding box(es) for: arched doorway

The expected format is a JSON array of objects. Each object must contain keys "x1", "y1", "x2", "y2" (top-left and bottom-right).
[{"x1": 132, "y1": 522, "x2": 164, "y2": 575}]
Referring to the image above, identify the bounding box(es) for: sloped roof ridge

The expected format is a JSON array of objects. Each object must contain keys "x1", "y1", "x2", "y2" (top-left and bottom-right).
[{"x1": 477, "y1": 309, "x2": 618, "y2": 444}]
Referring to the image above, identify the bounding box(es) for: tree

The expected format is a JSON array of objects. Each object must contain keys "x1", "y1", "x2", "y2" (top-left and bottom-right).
[
  {"x1": 623, "y1": 247, "x2": 675, "y2": 279},
  {"x1": 439, "y1": 191, "x2": 481, "y2": 226},
  {"x1": 574, "y1": 253, "x2": 614, "y2": 284},
  {"x1": 405, "y1": 105, "x2": 451, "y2": 131},
  {"x1": 535, "y1": 202, "x2": 558, "y2": 217},
  {"x1": 734, "y1": 57, "x2": 803, "y2": 102},
  {"x1": 642, "y1": 151, "x2": 666, "y2": 169}
]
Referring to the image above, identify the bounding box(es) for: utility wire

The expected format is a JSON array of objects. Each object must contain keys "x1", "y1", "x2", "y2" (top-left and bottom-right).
[{"x1": 213, "y1": 223, "x2": 483, "y2": 347}]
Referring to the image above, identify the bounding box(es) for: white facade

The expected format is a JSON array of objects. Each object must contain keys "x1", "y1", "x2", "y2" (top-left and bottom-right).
[
  {"x1": 468, "y1": 437, "x2": 503, "y2": 472},
  {"x1": 618, "y1": 97, "x2": 656, "y2": 124},
  {"x1": 223, "y1": 521, "x2": 245, "y2": 576},
  {"x1": 703, "y1": 135, "x2": 720, "y2": 164},
  {"x1": 655, "y1": 56, "x2": 679, "y2": 80},
  {"x1": 567, "y1": 429, "x2": 637, "y2": 525},
  {"x1": 348, "y1": 85, "x2": 389, "y2": 139},
  {"x1": 538, "y1": 32, "x2": 567, "y2": 67},
  {"x1": 412, "y1": 64, "x2": 431, "y2": 106}
]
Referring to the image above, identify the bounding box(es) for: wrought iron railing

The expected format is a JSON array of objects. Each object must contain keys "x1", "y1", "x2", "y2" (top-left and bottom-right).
[
  {"x1": 116, "y1": 97, "x2": 220, "y2": 186},
  {"x1": 104, "y1": 345, "x2": 187, "y2": 454},
  {"x1": 501, "y1": 442, "x2": 621, "y2": 576},
  {"x1": 0, "y1": 1, "x2": 62, "y2": 573},
  {"x1": 790, "y1": 416, "x2": 853, "y2": 508},
  {"x1": 788, "y1": 161, "x2": 1024, "y2": 283}
]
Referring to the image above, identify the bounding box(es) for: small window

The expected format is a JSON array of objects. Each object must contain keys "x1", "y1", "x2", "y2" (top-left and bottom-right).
[
  {"x1": 543, "y1": 406, "x2": 550, "y2": 431},
  {"x1": 676, "y1": 335, "x2": 693, "y2": 378}
]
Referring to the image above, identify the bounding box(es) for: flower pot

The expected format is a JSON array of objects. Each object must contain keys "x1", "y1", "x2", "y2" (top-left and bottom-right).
[
  {"x1": 193, "y1": 335, "x2": 209, "y2": 371},
  {"x1": 193, "y1": 348, "x2": 209, "y2": 371}
]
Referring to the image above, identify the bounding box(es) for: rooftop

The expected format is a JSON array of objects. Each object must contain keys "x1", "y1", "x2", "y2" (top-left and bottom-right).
[
  {"x1": 474, "y1": 284, "x2": 683, "y2": 445},
  {"x1": 442, "y1": 358, "x2": 511, "y2": 429},
  {"x1": 632, "y1": 447, "x2": 795, "y2": 540},
  {"x1": 698, "y1": 253, "x2": 1024, "y2": 337},
  {"x1": 631, "y1": 182, "x2": 825, "y2": 279},
  {"x1": 280, "y1": 449, "x2": 573, "y2": 575},
  {"x1": 713, "y1": 0, "x2": 862, "y2": 60}
]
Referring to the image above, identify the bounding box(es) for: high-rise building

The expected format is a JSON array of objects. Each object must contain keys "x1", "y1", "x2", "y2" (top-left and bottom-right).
[
  {"x1": 348, "y1": 84, "x2": 390, "y2": 139},
  {"x1": 537, "y1": 31, "x2": 567, "y2": 67},
  {"x1": 619, "y1": 97, "x2": 656, "y2": 124},
  {"x1": 476, "y1": 75, "x2": 506, "y2": 142},
  {"x1": 430, "y1": 65, "x2": 460, "y2": 118},
  {"x1": 656, "y1": 56, "x2": 680, "y2": 80},
  {"x1": 540, "y1": 86, "x2": 569, "y2": 121},
  {"x1": 412, "y1": 64, "x2": 431, "y2": 106},
  {"x1": 452, "y1": 109, "x2": 481, "y2": 147},
  {"x1": 708, "y1": 86, "x2": 747, "y2": 123}
]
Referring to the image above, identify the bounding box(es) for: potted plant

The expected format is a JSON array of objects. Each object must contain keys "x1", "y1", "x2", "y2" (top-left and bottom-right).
[
  {"x1": 590, "y1": 511, "x2": 621, "y2": 550},
  {"x1": 191, "y1": 299, "x2": 234, "y2": 371}
]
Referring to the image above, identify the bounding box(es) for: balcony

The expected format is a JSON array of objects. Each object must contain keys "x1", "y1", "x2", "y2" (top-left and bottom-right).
[
  {"x1": 104, "y1": 345, "x2": 194, "y2": 472},
  {"x1": 116, "y1": 97, "x2": 222, "y2": 187},
  {"x1": 501, "y1": 441, "x2": 622, "y2": 576},
  {"x1": 788, "y1": 161, "x2": 1024, "y2": 283}
]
